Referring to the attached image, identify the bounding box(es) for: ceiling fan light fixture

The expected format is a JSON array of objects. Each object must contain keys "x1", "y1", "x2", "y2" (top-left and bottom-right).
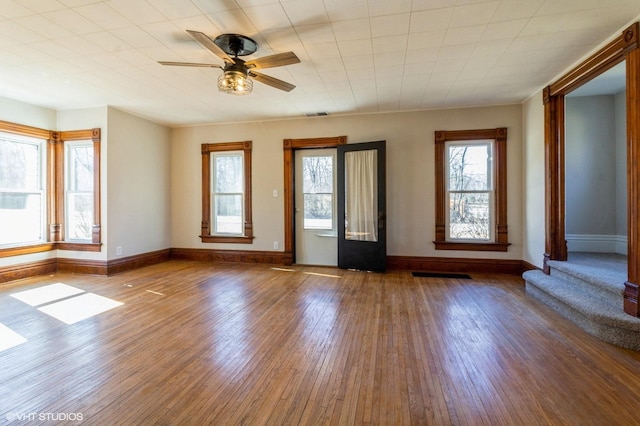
[{"x1": 218, "y1": 70, "x2": 253, "y2": 95}]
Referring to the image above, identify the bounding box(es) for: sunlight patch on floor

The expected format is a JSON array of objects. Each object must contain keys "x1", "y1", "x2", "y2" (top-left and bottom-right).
[
  {"x1": 10, "y1": 283, "x2": 85, "y2": 306},
  {"x1": 37, "y1": 293, "x2": 124, "y2": 325},
  {"x1": 0, "y1": 323, "x2": 27, "y2": 352}
]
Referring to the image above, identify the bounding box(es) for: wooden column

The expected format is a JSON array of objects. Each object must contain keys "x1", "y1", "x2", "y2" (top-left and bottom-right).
[
  {"x1": 624, "y1": 23, "x2": 640, "y2": 316},
  {"x1": 542, "y1": 88, "x2": 567, "y2": 274}
]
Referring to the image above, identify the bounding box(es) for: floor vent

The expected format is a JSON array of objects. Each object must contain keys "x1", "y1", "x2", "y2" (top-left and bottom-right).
[{"x1": 411, "y1": 272, "x2": 472, "y2": 279}]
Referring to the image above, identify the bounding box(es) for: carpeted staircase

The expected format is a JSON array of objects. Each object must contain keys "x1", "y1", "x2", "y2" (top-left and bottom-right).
[{"x1": 523, "y1": 253, "x2": 640, "y2": 350}]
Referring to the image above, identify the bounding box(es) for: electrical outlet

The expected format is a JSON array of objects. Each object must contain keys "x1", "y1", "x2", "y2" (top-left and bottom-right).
[
  {"x1": 273, "y1": 241, "x2": 279, "y2": 250},
  {"x1": 116, "y1": 246, "x2": 122, "y2": 256}
]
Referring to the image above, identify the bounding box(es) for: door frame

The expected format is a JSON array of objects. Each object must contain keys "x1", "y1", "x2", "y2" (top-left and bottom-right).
[
  {"x1": 283, "y1": 136, "x2": 347, "y2": 265},
  {"x1": 543, "y1": 22, "x2": 640, "y2": 316}
]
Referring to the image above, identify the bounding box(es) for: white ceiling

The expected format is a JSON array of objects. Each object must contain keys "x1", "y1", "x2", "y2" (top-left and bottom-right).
[{"x1": 1, "y1": 0, "x2": 639, "y2": 127}]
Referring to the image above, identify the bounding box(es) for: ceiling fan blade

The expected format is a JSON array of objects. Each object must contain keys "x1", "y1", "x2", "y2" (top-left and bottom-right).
[
  {"x1": 186, "y1": 29, "x2": 235, "y2": 64},
  {"x1": 249, "y1": 71, "x2": 296, "y2": 92},
  {"x1": 245, "y1": 52, "x2": 300, "y2": 69},
  {"x1": 158, "y1": 61, "x2": 222, "y2": 68}
]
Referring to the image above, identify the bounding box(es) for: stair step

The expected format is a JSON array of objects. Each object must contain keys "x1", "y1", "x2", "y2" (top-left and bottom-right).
[
  {"x1": 523, "y1": 269, "x2": 640, "y2": 350},
  {"x1": 547, "y1": 258, "x2": 625, "y2": 300}
]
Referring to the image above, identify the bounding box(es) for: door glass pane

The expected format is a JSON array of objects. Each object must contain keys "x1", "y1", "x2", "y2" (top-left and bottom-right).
[
  {"x1": 344, "y1": 149, "x2": 377, "y2": 242},
  {"x1": 449, "y1": 192, "x2": 490, "y2": 240},
  {"x1": 214, "y1": 194, "x2": 242, "y2": 234},
  {"x1": 302, "y1": 155, "x2": 333, "y2": 229}
]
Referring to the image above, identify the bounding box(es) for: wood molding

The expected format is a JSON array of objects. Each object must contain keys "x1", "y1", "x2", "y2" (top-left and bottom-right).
[
  {"x1": 433, "y1": 241, "x2": 510, "y2": 252},
  {"x1": 0, "y1": 120, "x2": 52, "y2": 139},
  {"x1": 282, "y1": 136, "x2": 347, "y2": 264},
  {"x1": 0, "y1": 259, "x2": 57, "y2": 284},
  {"x1": 625, "y1": 25, "x2": 640, "y2": 316},
  {"x1": 387, "y1": 255, "x2": 527, "y2": 275},
  {"x1": 543, "y1": 89, "x2": 567, "y2": 269},
  {"x1": 106, "y1": 249, "x2": 171, "y2": 275},
  {"x1": 434, "y1": 128, "x2": 509, "y2": 250},
  {"x1": 201, "y1": 141, "x2": 253, "y2": 243},
  {"x1": 0, "y1": 243, "x2": 55, "y2": 258},
  {"x1": 544, "y1": 22, "x2": 640, "y2": 318},
  {"x1": 57, "y1": 258, "x2": 107, "y2": 275},
  {"x1": 171, "y1": 248, "x2": 290, "y2": 264}
]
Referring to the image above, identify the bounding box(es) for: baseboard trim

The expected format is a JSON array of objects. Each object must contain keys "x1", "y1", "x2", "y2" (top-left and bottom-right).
[
  {"x1": 566, "y1": 234, "x2": 628, "y2": 255},
  {"x1": 171, "y1": 248, "x2": 289, "y2": 264},
  {"x1": 106, "y1": 249, "x2": 171, "y2": 275},
  {"x1": 0, "y1": 259, "x2": 57, "y2": 284},
  {"x1": 387, "y1": 255, "x2": 528, "y2": 275},
  {"x1": 0, "y1": 249, "x2": 538, "y2": 285}
]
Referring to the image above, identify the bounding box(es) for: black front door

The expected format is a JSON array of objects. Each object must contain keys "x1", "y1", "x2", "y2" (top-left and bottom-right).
[{"x1": 337, "y1": 141, "x2": 386, "y2": 272}]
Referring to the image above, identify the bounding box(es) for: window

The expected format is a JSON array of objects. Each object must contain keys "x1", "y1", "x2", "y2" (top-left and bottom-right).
[
  {"x1": 0, "y1": 134, "x2": 46, "y2": 246},
  {"x1": 302, "y1": 155, "x2": 334, "y2": 230},
  {"x1": 201, "y1": 141, "x2": 253, "y2": 244},
  {"x1": 0, "y1": 121, "x2": 101, "y2": 257},
  {"x1": 65, "y1": 141, "x2": 94, "y2": 241},
  {"x1": 213, "y1": 152, "x2": 244, "y2": 235},
  {"x1": 434, "y1": 128, "x2": 509, "y2": 251},
  {"x1": 56, "y1": 129, "x2": 101, "y2": 251}
]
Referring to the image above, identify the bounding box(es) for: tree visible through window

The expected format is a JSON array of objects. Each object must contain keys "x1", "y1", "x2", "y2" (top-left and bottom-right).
[
  {"x1": 0, "y1": 135, "x2": 45, "y2": 246},
  {"x1": 447, "y1": 142, "x2": 492, "y2": 240},
  {"x1": 434, "y1": 128, "x2": 509, "y2": 251},
  {"x1": 65, "y1": 141, "x2": 94, "y2": 241},
  {"x1": 302, "y1": 155, "x2": 333, "y2": 230}
]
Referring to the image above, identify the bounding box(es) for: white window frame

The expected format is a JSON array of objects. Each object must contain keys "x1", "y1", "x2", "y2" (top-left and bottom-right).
[
  {"x1": 444, "y1": 139, "x2": 495, "y2": 243},
  {"x1": 64, "y1": 140, "x2": 94, "y2": 242},
  {"x1": 0, "y1": 133, "x2": 47, "y2": 247},
  {"x1": 211, "y1": 151, "x2": 245, "y2": 236}
]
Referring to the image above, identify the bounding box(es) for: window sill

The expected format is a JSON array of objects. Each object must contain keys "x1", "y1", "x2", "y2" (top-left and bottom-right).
[
  {"x1": 57, "y1": 242, "x2": 102, "y2": 252},
  {"x1": 434, "y1": 241, "x2": 510, "y2": 252},
  {"x1": 0, "y1": 241, "x2": 102, "y2": 257},
  {"x1": 200, "y1": 235, "x2": 255, "y2": 244}
]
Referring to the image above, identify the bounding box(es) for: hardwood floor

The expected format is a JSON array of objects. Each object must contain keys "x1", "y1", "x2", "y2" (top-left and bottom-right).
[{"x1": 1, "y1": 261, "x2": 640, "y2": 425}]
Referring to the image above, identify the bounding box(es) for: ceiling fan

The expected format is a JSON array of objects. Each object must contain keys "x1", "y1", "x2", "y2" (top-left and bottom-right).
[{"x1": 159, "y1": 30, "x2": 300, "y2": 95}]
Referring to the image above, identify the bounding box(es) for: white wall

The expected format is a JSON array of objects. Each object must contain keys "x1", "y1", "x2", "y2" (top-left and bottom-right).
[
  {"x1": 0, "y1": 96, "x2": 56, "y2": 129},
  {"x1": 107, "y1": 107, "x2": 171, "y2": 260},
  {"x1": 172, "y1": 105, "x2": 523, "y2": 260},
  {"x1": 615, "y1": 91, "x2": 627, "y2": 237},
  {"x1": 522, "y1": 91, "x2": 546, "y2": 269},
  {"x1": 565, "y1": 94, "x2": 627, "y2": 254},
  {"x1": 565, "y1": 95, "x2": 617, "y2": 235}
]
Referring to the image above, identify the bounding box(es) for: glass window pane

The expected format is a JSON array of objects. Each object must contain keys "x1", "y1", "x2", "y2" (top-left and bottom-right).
[
  {"x1": 67, "y1": 193, "x2": 93, "y2": 240},
  {"x1": 68, "y1": 144, "x2": 93, "y2": 192},
  {"x1": 303, "y1": 156, "x2": 333, "y2": 193},
  {"x1": 0, "y1": 139, "x2": 40, "y2": 190},
  {"x1": 448, "y1": 144, "x2": 491, "y2": 191},
  {"x1": 304, "y1": 194, "x2": 332, "y2": 229},
  {"x1": 0, "y1": 193, "x2": 43, "y2": 245},
  {"x1": 449, "y1": 192, "x2": 490, "y2": 240},
  {"x1": 215, "y1": 194, "x2": 242, "y2": 234},
  {"x1": 215, "y1": 154, "x2": 243, "y2": 193}
]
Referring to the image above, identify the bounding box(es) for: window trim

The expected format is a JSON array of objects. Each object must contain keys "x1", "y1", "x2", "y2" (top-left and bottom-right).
[
  {"x1": 55, "y1": 129, "x2": 102, "y2": 251},
  {"x1": 0, "y1": 121, "x2": 101, "y2": 257},
  {"x1": 201, "y1": 141, "x2": 253, "y2": 244},
  {"x1": 434, "y1": 128, "x2": 509, "y2": 252}
]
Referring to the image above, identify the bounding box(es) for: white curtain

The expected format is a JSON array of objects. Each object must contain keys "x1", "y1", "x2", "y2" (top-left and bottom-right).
[{"x1": 345, "y1": 149, "x2": 377, "y2": 242}]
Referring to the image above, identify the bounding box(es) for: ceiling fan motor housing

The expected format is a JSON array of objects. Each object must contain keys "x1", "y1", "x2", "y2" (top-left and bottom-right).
[{"x1": 214, "y1": 34, "x2": 258, "y2": 57}]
